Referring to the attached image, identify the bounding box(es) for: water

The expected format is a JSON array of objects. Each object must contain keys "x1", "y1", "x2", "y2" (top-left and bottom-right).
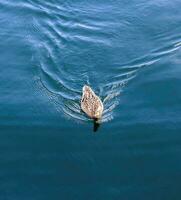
[{"x1": 0, "y1": 0, "x2": 181, "y2": 199}]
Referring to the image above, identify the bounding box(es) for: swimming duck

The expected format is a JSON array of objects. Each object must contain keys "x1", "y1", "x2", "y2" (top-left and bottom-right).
[{"x1": 81, "y1": 85, "x2": 104, "y2": 131}]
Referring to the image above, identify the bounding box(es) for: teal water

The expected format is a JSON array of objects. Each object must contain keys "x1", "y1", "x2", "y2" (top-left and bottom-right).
[{"x1": 0, "y1": 0, "x2": 181, "y2": 199}]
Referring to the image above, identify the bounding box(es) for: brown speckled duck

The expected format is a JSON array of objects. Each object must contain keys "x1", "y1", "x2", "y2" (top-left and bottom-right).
[{"x1": 81, "y1": 85, "x2": 104, "y2": 131}]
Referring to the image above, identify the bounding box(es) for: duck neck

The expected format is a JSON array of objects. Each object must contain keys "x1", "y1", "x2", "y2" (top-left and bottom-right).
[{"x1": 93, "y1": 118, "x2": 100, "y2": 132}]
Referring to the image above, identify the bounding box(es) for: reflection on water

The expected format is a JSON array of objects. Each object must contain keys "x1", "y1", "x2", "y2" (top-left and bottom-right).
[
  {"x1": 1, "y1": 0, "x2": 181, "y2": 199},
  {"x1": 27, "y1": 0, "x2": 181, "y2": 124}
]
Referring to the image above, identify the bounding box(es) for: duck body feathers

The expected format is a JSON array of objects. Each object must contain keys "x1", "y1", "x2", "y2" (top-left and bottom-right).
[{"x1": 81, "y1": 85, "x2": 104, "y2": 120}]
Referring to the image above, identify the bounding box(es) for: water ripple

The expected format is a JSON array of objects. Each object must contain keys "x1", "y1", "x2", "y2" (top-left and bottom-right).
[{"x1": 27, "y1": 0, "x2": 181, "y2": 123}]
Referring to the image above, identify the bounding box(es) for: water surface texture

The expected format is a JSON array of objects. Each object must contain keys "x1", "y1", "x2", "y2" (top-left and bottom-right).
[{"x1": 0, "y1": 0, "x2": 181, "y2": 199}]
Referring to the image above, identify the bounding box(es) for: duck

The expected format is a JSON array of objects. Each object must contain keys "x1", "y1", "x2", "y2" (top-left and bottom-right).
[{"x1": 81, "y1": 85, "x2": 104, "y2": 131}]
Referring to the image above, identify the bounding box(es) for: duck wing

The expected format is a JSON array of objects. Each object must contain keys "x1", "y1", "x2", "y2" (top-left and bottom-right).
[{"x1": 81, "y1": 85, "x2": 103, "y2": 119}]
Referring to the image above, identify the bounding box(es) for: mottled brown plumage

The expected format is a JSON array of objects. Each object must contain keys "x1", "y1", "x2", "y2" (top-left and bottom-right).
[{"x1": 81, "y1": 85, "x2": 104, "y2": 121}]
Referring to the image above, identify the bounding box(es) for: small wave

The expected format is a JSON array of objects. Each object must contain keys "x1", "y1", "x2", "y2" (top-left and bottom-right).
[{"x1": 29, "y1": 0, "x2": 181, "y2": 124}]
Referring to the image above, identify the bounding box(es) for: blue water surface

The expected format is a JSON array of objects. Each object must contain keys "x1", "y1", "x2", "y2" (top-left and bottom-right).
[{"x1": 0, "y1": 0, "x2": 181, "y2": 199}]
